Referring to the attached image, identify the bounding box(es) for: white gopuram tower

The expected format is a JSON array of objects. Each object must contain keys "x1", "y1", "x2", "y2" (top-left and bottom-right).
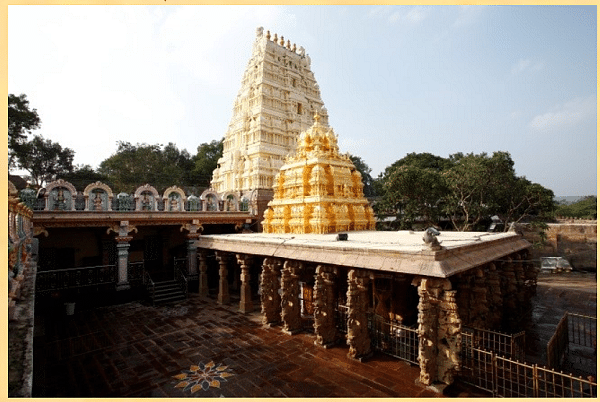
[{"x1": 210, "y1": 27, "x2": 329, "y2": 218}]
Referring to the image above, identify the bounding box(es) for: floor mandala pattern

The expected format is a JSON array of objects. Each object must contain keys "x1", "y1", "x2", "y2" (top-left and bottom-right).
[{"x1": 173, "y1": 361, "x2": 234, "y2": 394}]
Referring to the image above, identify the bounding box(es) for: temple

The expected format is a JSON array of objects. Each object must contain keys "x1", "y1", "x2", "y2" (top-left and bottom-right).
[
  {"x1": 210, "y1": 27, "x2": 328, "y2": 219},
  {"x1": 262, "y1": 113, "x2": 376, "y2": 234},
  {"x1": 197, "y1": 96, "x2": 536, "y2": 384},
  {"x1": 13, "y1": 27, "x2": 589, "y2": 398}
]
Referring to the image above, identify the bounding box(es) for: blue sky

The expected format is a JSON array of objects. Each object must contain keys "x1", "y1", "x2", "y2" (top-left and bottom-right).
[{"x1": 8, "y1": 5, "x2": 597, "y2": 197}]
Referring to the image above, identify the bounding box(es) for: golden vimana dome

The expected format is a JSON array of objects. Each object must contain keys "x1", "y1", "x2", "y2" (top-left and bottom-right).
[{"x1": 262, "y1": 113, "x2": 375, "y2": 234}]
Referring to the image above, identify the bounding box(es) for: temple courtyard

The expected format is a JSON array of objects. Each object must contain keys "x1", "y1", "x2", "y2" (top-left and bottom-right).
[{"x1": 31, "y1": 271, "x2": 595, "y2": 398}]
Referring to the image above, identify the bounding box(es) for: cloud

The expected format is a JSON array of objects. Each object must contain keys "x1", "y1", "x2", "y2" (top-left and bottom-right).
[
  {"x1": 529, "y1": 95, "x2": 596, "y2": 131},
  {"x1": 511, "y1": 58, "x2": 545, "y2": 76}
]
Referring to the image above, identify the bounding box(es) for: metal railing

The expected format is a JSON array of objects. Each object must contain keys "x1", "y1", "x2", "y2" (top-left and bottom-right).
[
  {"x1": 174, "y1": 266, "x2": 188, "y2": 300},
  {"x1": 461, "y1": 340, "x2": 597, "y2": 397},
  {"x1": 369, "y1": 314, "x2": 419, "y2": 364},
  {"x1": 568, "y1": 313, "x2": 597, "y2": 349},
  {"x1": 548, "y1": 312, "x2": 596, "y2": 371},
  {"x1": 335, "y1": 304, "x2": 349, "y2": 334},
  {"x1": 298, "y1": 283, "x2": 315, "y2": 331},
  {"x1": 36, "y1": 265, "x2": 117, "y2": 293},
  {"x1": 547, "y1": 313, "x2": 570, "y2": 369},
  {"x1": 462, "y1": 327, "x2": 526, "y2": 361}
]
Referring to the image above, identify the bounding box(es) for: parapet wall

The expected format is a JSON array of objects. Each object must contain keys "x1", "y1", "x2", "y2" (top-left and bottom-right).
[{"x1": 524, "y1": 220, "x2": 597, "y2": 269}]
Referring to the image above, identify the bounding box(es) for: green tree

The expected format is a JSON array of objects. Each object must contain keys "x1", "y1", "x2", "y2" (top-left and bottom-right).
[
  {"x1": 374, "y1": 152, "x2": 450, "y2": 197},
  {"x1": 443, "y1": 152, "x2": 516, "y2": 231},
  {"x1": 8, "y1": 94, "x2": 41, "y2": 169},
  {"x1": 377, "y1": 151, "x2": 555, "y2": 231},
  {"x1": 190, "y1": 139, "x2": 223, "y2": 189},
  {"x1": 377, "y1": 164, "x2": 447, "y2": 229},
  {"x1": 349, "y1": 154, "x2": 376, "y2": 197},
  {"x1": 498, "y1": 177, "x2": 555, "y2": 227},
  {"x1": 15, "y1": 135, "x2": 75, "y2": 187},
  {"x1": 555, "y1": 196, "x2": 597, "y2": 219},
  {"x1": 98, "y1": 142, "x2": 194, "y2": 193}
]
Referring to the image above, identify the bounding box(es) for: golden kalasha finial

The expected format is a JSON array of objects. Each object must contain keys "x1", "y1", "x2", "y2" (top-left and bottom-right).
[
  {"x1": 273, "y1": 33, "x2": 278, "y2": 42},
  {"x1": 266, "y1": 30, "x2": 271, "y2": 40},
  {"x1": 286, "y1": 40, "x2": 291, "y2": 49},
  {"x1": 292, "y1": 43, "x2": 297, "y2": 52},
  {"x1": 280, "y1": 36, "x2": 285, "y2": 46}
]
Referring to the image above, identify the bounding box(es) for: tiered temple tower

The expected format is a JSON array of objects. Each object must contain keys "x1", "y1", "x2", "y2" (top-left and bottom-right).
[
  {"x1": 262, "y1": 114, "x2": 375, "y2": 234},
  {"x1": 210, "y1": 27, "x2": 328, "y2": 217}
]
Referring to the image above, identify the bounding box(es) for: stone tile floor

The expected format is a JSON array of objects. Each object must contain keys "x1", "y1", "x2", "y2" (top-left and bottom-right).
[
  {"x1": 32, "y1": 271, "x2": 595, "y2": 398},
  {"x1": 33, "y1": 295, "x2": 465, "y2": 398}
]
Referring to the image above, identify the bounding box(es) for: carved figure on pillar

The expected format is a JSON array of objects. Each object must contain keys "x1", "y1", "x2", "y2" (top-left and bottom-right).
[
  {"x1": 236, "y1": 254, "x2": 254, "y2": 314},
  {"x1": 313, "y1": 265, "x2": 337, "y2": 348},
  {"x1": 412, "y1": 277, "x2": 462, "y2": 386},
  {"x1": 280, "y1": 260, "x2": 303, "y2": 334},
  {"x1": 438, "y1": 289, "x2": 462, "y2": 385},
  {"x1": 216, "y1": 252, "x2": 230, "y2": 304},
  {"x1": 260, "y1": 257, "x2": 282, "y2": 325},
  {"x1": 346, "y1": 269, "x2": 371, "y2": 360}
]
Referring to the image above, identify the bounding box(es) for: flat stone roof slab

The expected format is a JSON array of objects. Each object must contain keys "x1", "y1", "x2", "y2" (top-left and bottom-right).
[{"x1": 197, "y1": 231, "x2": 530, "y2": 278}]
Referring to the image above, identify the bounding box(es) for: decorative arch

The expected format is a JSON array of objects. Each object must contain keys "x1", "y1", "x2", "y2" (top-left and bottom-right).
[
  {"x1": 45, "y1": 179, "x2": 77, "y2": 211},
  {"x1": 83, "y1": 181, "x2": 114, "y2": 211},
  {"x1": 134, "y1": 184, "x2": 159, "y2": 211},
  {"x1": 200, "y1": 189, "x2": 220, "y2": 212},
  {"x1": 163, "y1": 186, "x2": 186, "y2": 212},
  {"x1": 221, "y1": 192, "x2": 239, "y2": 211}
]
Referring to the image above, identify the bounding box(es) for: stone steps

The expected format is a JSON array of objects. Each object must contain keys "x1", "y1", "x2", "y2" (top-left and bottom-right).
[{"x1": 151, "y1": 280, "x2": 186, "y2": 305}]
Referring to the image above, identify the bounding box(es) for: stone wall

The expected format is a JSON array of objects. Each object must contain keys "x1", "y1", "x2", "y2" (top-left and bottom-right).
[{"x1": 524, "y1": 220, "x2": 597, "y2": 269}]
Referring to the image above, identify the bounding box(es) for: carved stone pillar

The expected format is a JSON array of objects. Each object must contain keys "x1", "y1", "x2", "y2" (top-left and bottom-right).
[
  {"x1": 412, "y1": 277, "x2": 462, "y2": 386},
  {"x1": 116, "y1": 237, "x2": 132, "y2": 290},
  {"x1": 237, "y1": 254, "x2": 254, "y2": 313},
  {"x1": 186, "y1": 238, "x2": 199, "y2": 277},
  {"x1": 198, "y1": 250, "x2": 209, "y2": 297},
  {"x1": 182, "y1": 219, "x2": 203, "y2": 278},
  {"x1": 260, "y1": 257, "x2": 282, "y2": 326},
  {"x1": 438, "y1": 288, "x2": 462, "y2": 385},
  {"x1": 280, "y1": 260, "x2": 303, "y2": 335},
  {"x1": 313, "y1": 265, "x2": 337, "y2": 348},
  {"x1": 346, "y1": 269, "x2": 371, "y2": 360},
  {"x1": 216, "y1": 252, "x2": 230, "y2": 304},
  {"x1": 108, "y1": 221, "x2": 137, "y2": 291}
]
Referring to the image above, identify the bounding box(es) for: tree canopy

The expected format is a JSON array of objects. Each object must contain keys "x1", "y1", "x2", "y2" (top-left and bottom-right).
[
  {"x1": 190, "y1": 139, "x2": 224, "y2": 189},
  {"x1": 15, "y1": 135, "x2": 75, "y2": 187},
  {"x1": 8, "y1": 94, "x2": 41, "y2": 169},
  {"x1": 375, "y1": 151, "x2": 555, "y2": 231},
  {"x1": 97, "y1": 140, "x2": 223, "y2": 194},
  {"x1": 555, "y1": 196, "x2": 597, "y2": 219}
]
